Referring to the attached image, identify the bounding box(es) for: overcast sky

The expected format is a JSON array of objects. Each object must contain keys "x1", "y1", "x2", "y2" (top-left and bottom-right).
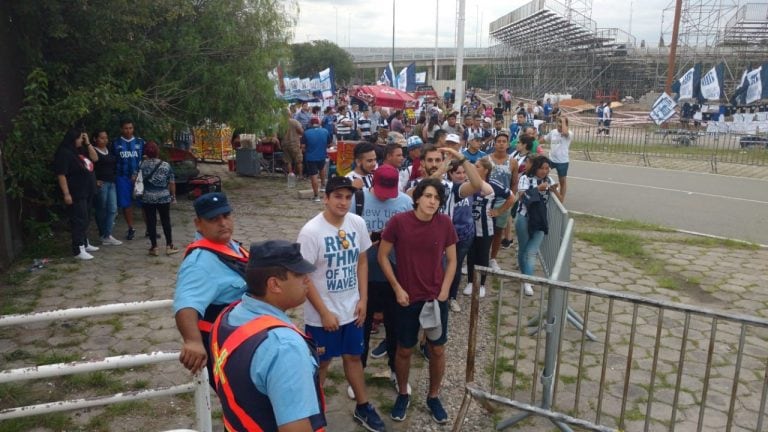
[{"x1": 293, "y1": 0, "x2": 674, "y2": 48}]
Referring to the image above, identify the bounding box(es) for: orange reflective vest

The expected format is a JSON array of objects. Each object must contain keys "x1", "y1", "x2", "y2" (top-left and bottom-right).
[
  {"x1": 184, "y1": 238, "x2": 249, "y2": 333},
  {"x1": 211, "y1": 302, "x2": 327, "y2": 432}
]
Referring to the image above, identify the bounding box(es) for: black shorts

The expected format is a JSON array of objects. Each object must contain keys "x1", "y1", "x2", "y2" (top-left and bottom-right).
[
  {"x1": 305, "y1": 160, "x2": 325, "y2": 176},
  {"x1": 395, "y1": 300, "x2": 449, "y2": 348}
]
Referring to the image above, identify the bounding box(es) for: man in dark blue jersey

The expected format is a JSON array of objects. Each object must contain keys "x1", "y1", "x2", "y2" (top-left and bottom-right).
[{"x1": 112, "y1": 119, "x2": 145, "y2": 240}]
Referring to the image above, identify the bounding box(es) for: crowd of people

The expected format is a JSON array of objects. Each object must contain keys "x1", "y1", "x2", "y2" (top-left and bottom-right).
[
  {"x1": 168, "y1": 90, "x2": 573, "y2": 431},
  {"x1": 54, "y1": 119, "x2": 179, "y2": 260}
]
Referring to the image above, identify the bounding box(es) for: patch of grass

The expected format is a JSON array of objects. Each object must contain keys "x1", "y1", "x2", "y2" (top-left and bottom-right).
[
  {"x1": 3, "y1": 270, "x2": 31, "y2": 286},
  {"x1": 658, "y1": 277, "x2": 680, "y2": 290},
  {"x1": 576, "y1": 232, "x2": 646, "y2": 259},
  {"x1": 3, "y1": 349, "x2": 32, "y2": 362},
  {"x1": 624, "y1": 406, "x2": 645, "y2": 421},
  {"x1": 63, "y1": 371, "x2": 126, "y2": 393},
  {"x1": 130, "y1": 379, "x2": 149, "y2": 390},
  {"x1": 325, "y1": 368, "x2": 345, "y2": 384},
  {"x1": 0, "y1": 383, "x2": 34, "y2": 406},
  {"x1": 35, "y1": 351, "x2": 80, "y2": 365},
  {"x1": 0, "y1": 413, "x2": 73, "y2": 432},
  {"x1": 99, "y1": 316, "x2": 124, "y2": 332},
  {"x1": 105, "y1": 400, "x2": 151, "y2": 416},
  {"x1": 573, "y1": 214, "x2": 673, "y2": 232},
  {"x1": 323, "y1": 385, "x2": 339, "y2": 397},
  {"x1": 673, "y1": 236, "x2": 760, "y2": 250},
  {"x1": 559, "y1": 374, "x2": 578, "y2": 385}
]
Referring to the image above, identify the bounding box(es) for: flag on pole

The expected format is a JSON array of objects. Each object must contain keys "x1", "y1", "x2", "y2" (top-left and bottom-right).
[
  {"x1": 700, "y1": 63, "x2": 725, "y2": 102},
  {"x1": 731, "y1": 66, "x2": 751, "y2": 106},
  {"x1": 745, "y1": 65, "x2": 765, "y2": 105},
  {"x1": 671, "y1": 64, "x2": 702, "y2": 101},
  {"x1": 649, "y1": 92, "x2": 677, "y2": 125},
  {"x1": 379, "y1": 63, "x2": 396, "y2": 87}
]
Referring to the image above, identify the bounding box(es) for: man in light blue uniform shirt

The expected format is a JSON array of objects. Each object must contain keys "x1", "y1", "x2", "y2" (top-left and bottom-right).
[
  {"x1": 173, "y1": 192, "x2": 249, "y2": 380},
  {"x1": 213, "y1": 240, "x2": 324, "y2": 431}
]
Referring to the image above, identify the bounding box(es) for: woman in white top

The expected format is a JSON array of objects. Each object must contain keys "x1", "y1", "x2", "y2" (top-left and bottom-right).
[{"x1": 541, "y1": 117, "x2": 572, "y2": 202}]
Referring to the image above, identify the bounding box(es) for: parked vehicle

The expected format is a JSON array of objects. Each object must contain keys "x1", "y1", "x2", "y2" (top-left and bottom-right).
[
  {"x1": 739, "y1": 135, "x2": 768, "y2": 149},
  {"x1": 412, "y1": 85, "x2": 438, "y2": 103}
]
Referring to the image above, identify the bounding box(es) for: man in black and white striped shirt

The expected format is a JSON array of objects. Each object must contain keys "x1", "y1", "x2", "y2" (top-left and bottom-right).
[
  {"x1": 357, "y1": 109, "x2": 373, "y2": 141},
  {"x1": 336, "y1": 111, "x2": 354, "y2": 141},
  {"x1": 345, "y1": 142, "x2": 377, "y2": 190}
]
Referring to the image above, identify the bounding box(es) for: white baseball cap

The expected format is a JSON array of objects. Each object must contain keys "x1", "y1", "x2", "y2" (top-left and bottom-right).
[{"x1": 446, "y1": 133, "x2": 461, "y2": 143}]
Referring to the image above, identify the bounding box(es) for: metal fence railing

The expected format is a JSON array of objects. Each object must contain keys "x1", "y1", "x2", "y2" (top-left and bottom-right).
[
  {"x1": 455, "y1": 218, "x2": 768, "y2": 431},
  {"x1": 551, "y1": 124, "x2": 768, "y2": 172},
  {"x1": 0, "y1": 301, "x2": 212, "y2": 432}
]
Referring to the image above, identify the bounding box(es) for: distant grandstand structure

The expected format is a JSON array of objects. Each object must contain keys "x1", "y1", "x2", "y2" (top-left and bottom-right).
[{"x1": 489, "y1": 0, "x2": 768, "y2": 102}]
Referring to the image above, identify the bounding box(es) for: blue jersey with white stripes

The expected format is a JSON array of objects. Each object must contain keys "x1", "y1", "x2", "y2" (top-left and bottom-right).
[{"x1": 112, "y1": 136, "x2": 145, "y2": 178}]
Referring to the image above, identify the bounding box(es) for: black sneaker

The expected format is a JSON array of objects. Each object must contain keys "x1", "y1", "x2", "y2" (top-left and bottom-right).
[
  {"x1": 426, "y1": 396, "x2": 448, "y2": 424},
  {"x1": 419, "y1": 343, "x2": 430, "y2": 360},
  {"x1": 353, "y1": 403, "x2": 386, "y2": 432},
  {"x1": 501, "y1": 239, "x2": 513, "y2": 249},
  {"x1": 370, "y1": 340, "x2": 387, "y2": 359},
  {"x1": 390, "y1": 394, "x2": 410, "y2": 422},
  {"x1": 126, "y1": 227, "x2": 136, "y2": 241}
]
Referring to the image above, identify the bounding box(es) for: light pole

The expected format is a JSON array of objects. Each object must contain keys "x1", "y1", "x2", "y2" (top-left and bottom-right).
[
  {"x1": 392, "y1": 0, "x2": 396, "y2": 70},
  {"x1": 334, "y1": 6, "x2": 338, "y2": 45}
]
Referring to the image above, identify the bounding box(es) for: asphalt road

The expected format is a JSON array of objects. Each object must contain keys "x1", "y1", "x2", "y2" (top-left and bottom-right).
[{"x1": 562, "y1": 160, "x2": 768, "y2": 245}]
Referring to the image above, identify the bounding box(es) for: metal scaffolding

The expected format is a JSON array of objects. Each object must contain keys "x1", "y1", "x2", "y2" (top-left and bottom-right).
[{"x1": 490, "y1": 0, "x2": 768, "y2": 102}]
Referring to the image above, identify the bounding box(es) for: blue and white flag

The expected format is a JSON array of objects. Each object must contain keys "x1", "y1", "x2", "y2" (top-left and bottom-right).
[
  {"x1": 379, "y1": 62, "x2": 396, "y2": 87},
  {"x1": 649, "y1": 92, "x2": 677, "y2": 125},
  {"x1": 700, "y1": 63, "x2": 725, "y2": 102},
  {"x1": 745, "y1": 65, "x2": 768, "y2": 105},
  {"x1": 731, "y1": 67, "x2": 751, "y2": 106},
  {"x1": 318, "y1": 67, "x2": 335, "y2": 99},
  {"x1": 672, "y1": 64, "x2": 701, "y2": 101}
]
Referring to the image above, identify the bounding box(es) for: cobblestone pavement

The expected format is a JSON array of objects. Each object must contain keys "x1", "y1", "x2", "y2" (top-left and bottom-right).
[{"x1": 1, "y1": 162, "x2": 767, "y2": 431}]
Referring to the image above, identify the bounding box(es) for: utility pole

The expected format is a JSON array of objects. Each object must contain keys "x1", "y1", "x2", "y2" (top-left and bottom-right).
[
  {"x1": 455, "y1": 0, "x2": 466, "y2": 111},
  {"x1": 335, "y1": 7, "x2": 338, "y2": 45},
  {"x1": 434, "y1": 0, "x2": 439, "y2": 82},
  {"x1": 665, "y1": 0, "x2": 683, "y2": 93}
]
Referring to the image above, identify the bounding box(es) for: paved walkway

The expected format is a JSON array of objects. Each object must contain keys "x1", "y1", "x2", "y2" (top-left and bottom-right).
[{"x1": 1, "y1": 162, "x2": 767, "y2": 431}]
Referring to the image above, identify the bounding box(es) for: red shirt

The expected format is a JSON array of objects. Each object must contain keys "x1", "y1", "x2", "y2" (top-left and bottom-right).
[{"x1": 382, "y1": 211, "x2": 458, "y2": 303}]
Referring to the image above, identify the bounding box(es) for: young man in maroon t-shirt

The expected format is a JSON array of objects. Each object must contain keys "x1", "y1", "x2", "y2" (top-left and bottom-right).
[{"x1": 377, "y1": 177, "x2": 458, "y2": 424}]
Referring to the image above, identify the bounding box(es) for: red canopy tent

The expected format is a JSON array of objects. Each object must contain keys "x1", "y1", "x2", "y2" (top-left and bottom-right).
[{"x1": 352, "y1": 85, "x2": 419, "y2": 110}]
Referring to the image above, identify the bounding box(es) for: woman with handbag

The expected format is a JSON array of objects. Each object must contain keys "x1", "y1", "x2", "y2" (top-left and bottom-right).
[
  {"x1": 138, "y1": 141, "x2": 178, "y2": 256},
  {"x1": 515, "y1": 156, "x2": 562, "y2": 296}
]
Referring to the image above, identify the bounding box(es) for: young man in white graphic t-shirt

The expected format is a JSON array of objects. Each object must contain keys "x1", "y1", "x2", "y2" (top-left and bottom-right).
[{"x1": 297, "y1": 176, "x2": 385, "y2": 431}]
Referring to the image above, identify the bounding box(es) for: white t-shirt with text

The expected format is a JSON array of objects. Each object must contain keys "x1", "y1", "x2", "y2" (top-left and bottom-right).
[
  {"x1": 298, "y1": 212, "x2": 372, "y2": 327},
  {"x1": 547, "y1": 130, "x2": 573, "y2": 163}
]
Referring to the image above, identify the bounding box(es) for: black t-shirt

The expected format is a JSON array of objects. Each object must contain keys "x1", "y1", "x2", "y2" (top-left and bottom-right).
[
  {"x1": 53, "y1": 147, "x2": 96, "y2": 199},
  {"x1": 94, "y1": 147, "x2": 117, "y2": 182},
  {"x1": 493, "y1": 107, "x2": 505, "y2": 120}
]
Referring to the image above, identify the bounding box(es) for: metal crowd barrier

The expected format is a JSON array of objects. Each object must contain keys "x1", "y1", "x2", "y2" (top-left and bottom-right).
[
  {"x1": 565, "y1": 125, "x2": 768, "y2": 172},
  {"x1": 455, "y1": 203, "x2": 768, "y2": 431},
  {"x1": 0, "y1": 300, "x2": 212, "y2": 432}
]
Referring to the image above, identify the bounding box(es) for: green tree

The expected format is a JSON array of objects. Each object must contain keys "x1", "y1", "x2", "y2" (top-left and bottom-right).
[
  {"x1": 289, "y1": 40, "x2": 354, "y2": 84},
  {"x1": 2, "y1": 0, "x2": 296, "y2": 235},
  {"x1": 467, "y1": 65, "x2": 492, "y2": 89}
]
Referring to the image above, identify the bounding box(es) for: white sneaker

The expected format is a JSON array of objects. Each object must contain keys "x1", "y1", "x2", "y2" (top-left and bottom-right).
[
  {"x1": 390, "y1": 371, "x2": 412, "y2": 395},
  {"x1": 74, "y1": 246, "x2": 94, "y2": 260},
  {"x1": 490, "y1": 259, "x2": 501, "y2": 271},
  {"x1": 462, "y1": 283, "x2": 473, "y2": 296},
  {"x1": 479, "y1": 286, "x2": 487, "y2": 298},
  {"x1": 84, "y1": 242, "x2": 99, "y2": 252},
  {"x1": 523, "y1": 283, "x2": 534, "y2": 296},
  {"x1": 101, "y1": 235, "x2": 123, "y2": 246},
  {"x1": 347, "y1": 385, "x2": 355, "y2": 400},
  {"x1": 461, "y1": 264, "x2": 467, "y2": 275},
  {"x1": 450, "y1": 299, "x2": 461, "y2": 312}
]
